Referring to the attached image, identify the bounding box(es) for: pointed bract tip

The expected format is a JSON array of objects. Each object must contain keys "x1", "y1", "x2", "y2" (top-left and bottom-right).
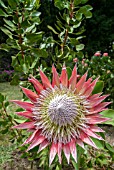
[
  {"x1": 10, "y1": 100, "x2": 18, "y2": 103},
  {"x1": 11, "y1": 125, "x2": 17, "y2": 129},
  {"x1": 52, "y1": 64, "x2": 56, "y2": 70},
  {"x1": 29, "y1": 74, "x2": 34, "y2": 79},
  {"x1": 62, "y1": 62, "x2": 66, "y2": 69},
  {"x1": 52, "y1": 63, "x2": 55, "y2": 67}
]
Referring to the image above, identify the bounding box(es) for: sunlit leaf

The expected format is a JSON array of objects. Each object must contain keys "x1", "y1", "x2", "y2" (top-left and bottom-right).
[
  {"x1": 100, "y1": 109, "x2": 114, "y2": 126},
  {"x1": 76, "y1": 12, "x2": 82, "y2": 21},
  {"x1": 47, "y1": 25, "x2": 59, "y2": 34},
  {"x1": 76, "y1": 44, "x2": 85, "y2": 51},
  {"x1": 4, "y1": 19, "x2": 15, "y2": 28},
  {"x1": 92, "y1": 81, "x2": 104, "y2": 94},
  {"x1": 0, "y1": 0, "x2": 7, "y2": 8},
  {"x1": 92, "y1": 138, "x2": 104, "y2": 149},
  {"x1": 100, "y1": 109, "x2": 114, "y2": 119},
  {"x1": 0, "y1": 9, "x2": 8, "y2": 17},
  {"x1": 30, "y1": 11, "x2": 41, "y2": 17},
  {"x1": 1, "y1": 27, "x2": 13, "y2": 39},
  {"x1": 14, "y1": 119, "x2": 27, "y2": 123}
]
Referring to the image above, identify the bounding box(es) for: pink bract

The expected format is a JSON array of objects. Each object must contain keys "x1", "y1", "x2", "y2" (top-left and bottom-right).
[{"x1": 11, "y1": 65, "x2": 110, "y2": 165}]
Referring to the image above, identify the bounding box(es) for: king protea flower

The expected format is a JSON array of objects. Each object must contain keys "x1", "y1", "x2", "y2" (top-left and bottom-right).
[{"x1": 11, "y1": 65, "x2": 110, "y2": 165}]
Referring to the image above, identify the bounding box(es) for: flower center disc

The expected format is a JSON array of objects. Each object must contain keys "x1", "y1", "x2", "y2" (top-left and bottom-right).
[{"x1": 48, "y1": 94, "x2": 77, "y2": 126}]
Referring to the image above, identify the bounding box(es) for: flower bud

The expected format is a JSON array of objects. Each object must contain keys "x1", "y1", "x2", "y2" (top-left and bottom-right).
[
  {"x1": 103, "y1": 53, "x2": 108, "y2": 57},
  {"x1": 107, "y1": 70, "x2": 110, "y2": 74},
  {"x1": 73, "y1": 58, "x2": 78, "y2": 63},
  {"x1": 84, "y1": 63, "x2": 88, "y2": 67},
  {"x1": 94, "y1": 52, "x2": 101, "y2": 56}
]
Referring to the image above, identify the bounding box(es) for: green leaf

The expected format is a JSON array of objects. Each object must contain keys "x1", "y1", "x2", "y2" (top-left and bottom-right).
[
  {"x1": 10, "y1": 74, "x2": 20, "y2": 85},
  {"x1": 1, "y1": 27, "x2": 13, "y2": 39},
  {"x1": 6, "y1": 38, "x2": 19, "y2": 48},
  {"x1": 8, "y1": 0, "x2": 18, "y2": 8},
  {"x1": 31, "y1": 48, "x2": 48, "y2": 58},
  {"x1": 74, "y1": 0, "x2": 82, "y2": 6},
  {"x1": 0, "y1": 93, "x2": 4, "y2": 103},
  {"x1": 25, "y1": 0, "x2": 40, "y2": 10},
  {"x1": 27, "y1": 0, "x2": 39, "y2": 9},
  {"x1": 0, "y1": 103, "x2": 2, "y2": 109},
  {"x1": 100, "y1": 109, "x2": 114, "y2": 126},
  {"x1": 73, "y1": 22, "x2": 81, "y2": 28},
  {"x1": 70, "y1": 38, "x2": 79, "y2": 46},
  {"x1": 0, "y1": 118, "x2": 4, "y2": 123},
  {"x1": 71, "y1": 160, "x2": 78, "y2": 170},
  {"x1": 77, "y1": 36, "x2": 85, "y2": 40},
  {"x1": 11, "y1": 56, "x2": 18, "y2": 67},
  {"x1": 22, "y1": 63, "x2": 29, "y2": 74},
  {"x1": 84, "y1": 5, "x2": 93, "y2": 11},
  {"x1": 4, "y1": 19, "x2": 15, "y2": 28},
  {"x1": 76, "y1": 12, "x2": 82, "y2": 21},
  {"x1": 6, "y1": 6, "x2": 13, "y2": 14},
  {"x1": 76, "y1": 44, "x2": 84, "y2": 51},
  {"x1": 5, "y1": 101, "x2": 9, "y2": 108},
  {"x1": 105, "y1": 143, "x2": 114, "y2": 153},
  {"x1": 4, "y1": 24, "x2": 15, "y2": 32},
  {"x1": 0, "y1": 43, "x2": 11, "y2": 51},
  {"x1": 92, "y1": 138, "x2": 104, "y2": 149},
  {"x1": 76, "y1": 51, "x2": 84, "y2": 58},
  {"x1": 100, "y1": 109, "x2": 114, "y2": 119},
  {"x1": 26, "y1": 24, "x2": 35, "y2": 32},
  {"x1": 1, "y1": 128, "x2": 9, "y2": 134},
  {"x1": 54, "y1": 0, "x2": 70, "y2": 10},
  {"x1": 66, "y1": 67, "x2": 72, "y2": 79},
  {"x1": 55, "y1": 165, "x2": 60, "y2": 170},
  {"x1": 55, "y1": 23, "x2": 61, "y2": 31},
  {"x1": 47, "y1": 25, "x2": 59, "y2": 34},
  {"x1": 16, "y1": 108, "x2": 24, "y2": 112},
  {"x1": 26, "y1": 32, "x2": 43, "y2": 44},
  {"x1": 30, "y1": 11, "x2": 41, "y2": 17},
  {"x1": 84, "y1": 11, "x2": 92, "y2": 18},
  {"x1": 30, "y1": 58, "x2": 39, "y2": 69},
  {"x1": 56, "y1": 18, "x2": 64, "y2": 29},
  {"x1": 14, "y1": 118, "x2": 27, "y2": 124},
  {"x1": 79, "y1": 5, "x2": 93, "y2": 19},
  {"x1": 54, "y1": 0, "x2": 64, "y2": 10},
  {"x1": 92, "y1": 81, "x2": 104, "y2": 94},
  {"x1": 0, "y1": 9, "x2": 8, "y2": 17},
  {"x1": 81, "y1": 0, "x2": 88, "y2": 4},
  {"x1": 30, "y1": 16, "x2": 41, "y2": 24},
  {"x1": 0, "y1": 0, "x2": 7, "y2": 8}
]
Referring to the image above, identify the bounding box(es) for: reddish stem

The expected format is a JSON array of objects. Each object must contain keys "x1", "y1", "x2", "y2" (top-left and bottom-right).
[
  {"x1": 15, "y1": 10, "x2": 24, "y2": 59},
  {"x1": 61, "y1": 0, "x2": 74, "y2": 53}
]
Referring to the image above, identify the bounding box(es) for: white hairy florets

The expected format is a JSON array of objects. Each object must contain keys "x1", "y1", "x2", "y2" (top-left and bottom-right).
[{"x1": 48, "y1": 94, "x2": 78, "y2": 126}]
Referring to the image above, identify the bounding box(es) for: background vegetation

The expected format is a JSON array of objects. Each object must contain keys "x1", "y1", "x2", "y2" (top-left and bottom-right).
[{"x1": 0, "y1": 0, "x2": 114, "y2": 169}]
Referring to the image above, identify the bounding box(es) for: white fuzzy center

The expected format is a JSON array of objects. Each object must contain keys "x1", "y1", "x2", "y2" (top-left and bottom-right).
[{"x1": 48, "y1": 94, "x2": 77, "y2": 126}]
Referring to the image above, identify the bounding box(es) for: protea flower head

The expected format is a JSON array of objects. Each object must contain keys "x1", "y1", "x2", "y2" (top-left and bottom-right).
[{"x1": 11, "y1": 65, "x2": 110, "y2": 165}]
